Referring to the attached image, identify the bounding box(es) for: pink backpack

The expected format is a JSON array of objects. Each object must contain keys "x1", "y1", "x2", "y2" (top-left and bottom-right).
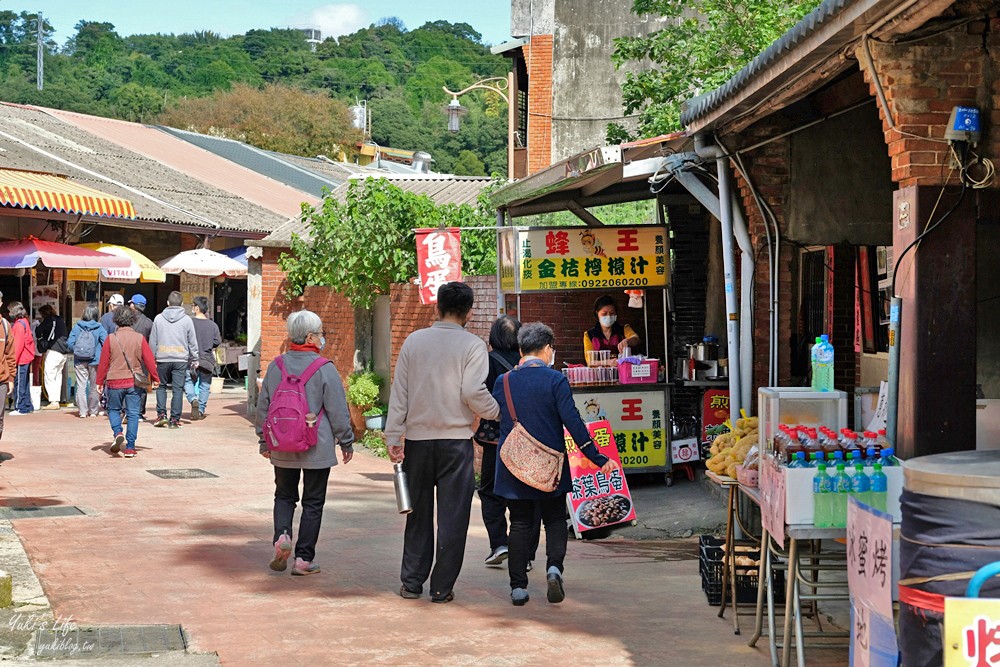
[{"x1": 262, "y1": 356, "x2": 330, "y2": 453}]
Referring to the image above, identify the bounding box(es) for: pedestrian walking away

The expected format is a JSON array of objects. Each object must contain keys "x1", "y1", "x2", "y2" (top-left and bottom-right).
[
  {"x1": 185, "y1": 296, "x2": 221, "y2": 421},
  {"x1": 0, "y1": 293, "x2": 17, "y2": 439},
  {"x1": 255, "y1": 310, "x2": 354, "y2": 577},
  {"x1": 475, "y1": 315, "x2": 541, "y2": 570},
  {"x1": 128, "y1": 295, "x2": 153, "y2": 421},
  {"x1": 493, "y1": 322, "x2": 618, "y2": 607},
  {"x1": 66, "y1": 303, "x2": 108, "y2": 418},
  {"x1": 385, "y1": 281, "x2": 500, "y2": 603},
  {"x1": 8, "y1": 302, "x2": 35, "y2": 415},
  {"x1": 100, "y1": 294, "x2": 124, "y2": 334},
  {"x1": 35, "y1": 305, "x2": 71, "y2": 409},
  {"x1": 148, "y1": 291, "x2": 197, "y2": 429},
  {"x1": 95, "y1": 306, "x2": 160, "y2": 458}
]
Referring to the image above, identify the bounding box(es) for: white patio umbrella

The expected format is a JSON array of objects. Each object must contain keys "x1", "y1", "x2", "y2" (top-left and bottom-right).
[{"x1": 157, "y1": 248, "x2": 247, "y2": 278}]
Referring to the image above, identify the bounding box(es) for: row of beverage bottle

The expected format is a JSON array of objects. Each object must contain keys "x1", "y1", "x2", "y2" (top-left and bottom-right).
[
  {"x1": 775, "y1": 424, "x2": 896, "y2": 466},
  {"x1": 812, "y1": 463, "x2": 888, "y2": 528}
]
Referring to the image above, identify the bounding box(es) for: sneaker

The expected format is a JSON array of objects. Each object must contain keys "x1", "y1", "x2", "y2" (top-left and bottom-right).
[
  {"x1": 290, "y1": 558, "x2": 320, "y2": 576},
  {"x1": 269, "y1": 533, "x2": 293, "y2": 572},
  {"x1": 190, "y1": 399, "x2": 201, "y2": 421},
  {"x1": 7, "y1": 410, "x2": 26, "y2": 416},
  {"x1": 526, "y1": 561, "x2": 533, "y2": 572},
  {"x1": 97, "y1": 410, "x2": 107, "y2": 417},
  {"x1": 430, "y1": 591, "x2": 455, "y2": 604},
  {"x1": 123, "y1": 448, "x2": 136, "y2": 458},
  {"x1": 546, "y1": 566, "x2": 565, "y2": 604},
  {"x1": 110, "y1": 433, "x2": 125, "y2": 454},
  {"x1": 511, "y1": 588, "x2": 530, "y2": 606},
  {"x1": 153, "y1": 415, "x2": 168, "y2": 428},
  {"x1": 167, "y1": 420, "x2": 182, "y2": 429},
  {"x1": 484, "y1": 545, "x2": 509, "y2": 567},
  {"x1": 41, "y1": 403, "x2": 60, "y2": 411},
  {"x1": 398, "y1": 585, "x2": 421, "y2": 600}
]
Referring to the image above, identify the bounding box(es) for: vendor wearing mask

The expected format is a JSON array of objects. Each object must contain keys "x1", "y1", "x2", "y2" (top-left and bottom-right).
[{"x1": 583, "y1": 295, "x2": 640, "y2": 365}]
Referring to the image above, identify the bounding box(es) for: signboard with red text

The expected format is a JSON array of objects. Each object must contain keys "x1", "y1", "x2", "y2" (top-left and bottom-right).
[
  {"x1": 563, "y1": 419, "x2": 637, "y2": 533},
  {"x1": 573, "y1": 389, "x2": 668, "y2": 470},
  {"x1": 415, "y1": 228, "x2": 462, "y2": 305}
]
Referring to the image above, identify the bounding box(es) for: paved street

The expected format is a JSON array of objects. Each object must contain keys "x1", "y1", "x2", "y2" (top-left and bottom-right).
[{"x1": 0, "y1": 390, "x2": 846, "y2": 665}]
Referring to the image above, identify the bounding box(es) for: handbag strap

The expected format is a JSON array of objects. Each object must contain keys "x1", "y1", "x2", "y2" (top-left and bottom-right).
[
  {"x1": 112, "y1": 333, "x2": 141, "y2": 376},
  {"x1": 502, "y1": 371, "x2": 518, "y2": 422},
  {"x1": 489, "y1": 350, "x2": 515, "y2": 373}
]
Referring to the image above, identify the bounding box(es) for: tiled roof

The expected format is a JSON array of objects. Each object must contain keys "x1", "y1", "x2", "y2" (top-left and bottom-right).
[
  {"x1": 253, "y1": 175, "x2": 492, "y2": 248},
  {"x1": 0, "y1": 103, "x2": 287, "y2": 235}
]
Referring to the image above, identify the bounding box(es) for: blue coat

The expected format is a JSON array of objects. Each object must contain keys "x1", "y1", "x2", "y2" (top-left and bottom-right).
[
  {"x1": 66, "y1": 320, "x2": 108, "y2": 366},
  {"x1": 493, "y1": 359, "x2": 610, "y2": 500}
]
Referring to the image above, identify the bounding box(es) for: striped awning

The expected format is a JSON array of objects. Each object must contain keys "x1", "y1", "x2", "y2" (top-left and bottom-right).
[{"x1": 0, "y1": 169, "x2": 136, "y2": 219}]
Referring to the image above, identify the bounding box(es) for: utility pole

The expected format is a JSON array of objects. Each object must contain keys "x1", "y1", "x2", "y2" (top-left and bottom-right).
[{"x1": 36, "y1": 11, "x2": 43, "y2": 91}]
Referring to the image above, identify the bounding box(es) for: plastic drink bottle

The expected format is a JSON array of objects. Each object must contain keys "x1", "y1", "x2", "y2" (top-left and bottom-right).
[
  {"x1": 864, "y1": 447, "x2": 879, "y2": 467},
  {"x1": 870, "y1": 463, "x2": 888, "y2": 512},
  {"x1": 851, "y1": 463, "x2": 871, "y2": 508},
  {"x1": 788, "y1": 451, "x2": 808, "y2": 468},
  {"x1": 833, "y1": 463, "x2": 852, "y2": 528},
  {"x1": 808, "y1": 451, "x2": 825, "y2": 468},
  {"x1": 813, "y1": 464, "x2": 832, "y2": 527},
  {"x1": 811, "y1": 334, "x2": 835, "y2": 391},
  {"x1": 831, "y1": 450, "x2": 845, "y2": 468},
  {"x1": 876, "y1": 429, "x2": 890, "y2": 451},
  {"x1": 878, "y1": 448, "x2": 899, "y2": 467}
]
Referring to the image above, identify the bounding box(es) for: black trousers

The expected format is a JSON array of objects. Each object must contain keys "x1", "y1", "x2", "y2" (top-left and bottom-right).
[
  {"x1": 273, "y1": 466, "x2": 331, "y2": 562},
  {"x1": 508, "y1": 494, "x2": 569, "y2": 590},
  {"x1": 479, "y1": 442, "x2": 541, "y2": 557},
  {"x1": 400, "y1": 438, "x2": 475, "y2": 599}
]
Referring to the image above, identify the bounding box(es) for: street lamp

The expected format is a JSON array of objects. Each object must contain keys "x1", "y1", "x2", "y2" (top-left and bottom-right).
[{"x1": 443, "y1": 73, "x2": 516, "y2": 179}]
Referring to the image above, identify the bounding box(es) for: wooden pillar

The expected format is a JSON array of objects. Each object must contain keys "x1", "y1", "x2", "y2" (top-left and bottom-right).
[{"x1": 893, "y1": 185, "x2": 977, "y2": 458}]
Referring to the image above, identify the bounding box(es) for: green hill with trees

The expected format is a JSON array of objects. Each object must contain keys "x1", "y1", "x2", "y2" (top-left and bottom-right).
[{"x1": 0, "y1": 12, "x2": 509, "y2": 176}]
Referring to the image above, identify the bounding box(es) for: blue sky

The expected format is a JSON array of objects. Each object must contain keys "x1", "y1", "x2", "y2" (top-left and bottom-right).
[{"x1": 32, "y1": 1, "x2": 512, "y2": 46}]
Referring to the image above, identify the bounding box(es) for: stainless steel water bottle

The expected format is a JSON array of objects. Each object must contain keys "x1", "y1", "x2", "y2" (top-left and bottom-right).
[{"x1": 393, "y1": 463, "x2": 412, "y2": 514}]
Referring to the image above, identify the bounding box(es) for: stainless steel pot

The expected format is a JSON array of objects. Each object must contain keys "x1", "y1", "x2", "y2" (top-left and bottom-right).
[{"x1": 687, "y1": 341, "x2": 719, "y2": 361}]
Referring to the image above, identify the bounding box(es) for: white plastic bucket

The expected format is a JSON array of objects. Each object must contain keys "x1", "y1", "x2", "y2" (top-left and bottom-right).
[
  {"x1": 29, "y1": 386, "x2": 41, "y2": 411},
  {"x1": 210, "y1": 377, "x2": 225, "y2": 395}
]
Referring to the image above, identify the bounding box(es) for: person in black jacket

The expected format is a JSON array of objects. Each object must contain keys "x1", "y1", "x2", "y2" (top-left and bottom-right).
[
  {"x1": 36, "y1": 305, "x2": 70, "y2": 409},
  {"x1": 476, "y1": 316, "x2": 541, "y2": 569}
]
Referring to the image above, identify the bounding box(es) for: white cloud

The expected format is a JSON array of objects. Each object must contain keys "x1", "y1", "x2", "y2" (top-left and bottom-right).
[{"x1": 288, "y1": 4, "x2": 370, "y2": 40}]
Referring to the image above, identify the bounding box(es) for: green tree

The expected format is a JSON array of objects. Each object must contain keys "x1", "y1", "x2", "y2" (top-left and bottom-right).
[
  {"x1": 111, "y1": 82, "x2": 162, "y2": 121},
  {"x1": 610, "y1": 0, "x2": 821, "y2": 139},
  {"x1": 279, "y1": 179, "x2": 497, "y2": 307},
  {"x1": 452, "y1": 150, "x2": 486, "y2": 176}
]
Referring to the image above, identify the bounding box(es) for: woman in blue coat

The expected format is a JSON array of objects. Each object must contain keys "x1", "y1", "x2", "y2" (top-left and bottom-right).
[{"x1": 493, "y1": 322, "x2": 617, "y2": 606}]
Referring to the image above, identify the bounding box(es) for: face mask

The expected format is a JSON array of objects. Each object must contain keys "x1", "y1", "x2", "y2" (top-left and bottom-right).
[
  {"x1": 599, "y1": 315, "x2": 617, "y2": 328},
  {"x1": 318, "y1": 336, "x2": 326, "y2": 351},
  {"x1": 548, "y1": 349, "x2": 556, "y2": 367}
]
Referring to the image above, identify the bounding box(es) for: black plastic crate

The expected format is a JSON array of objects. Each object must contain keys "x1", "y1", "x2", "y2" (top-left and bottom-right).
[{"x1": 698, "y1": 535, "x2": 784, "y2": 606}]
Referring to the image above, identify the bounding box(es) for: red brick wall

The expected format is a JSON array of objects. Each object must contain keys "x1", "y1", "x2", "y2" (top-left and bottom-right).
[
  {"x1": 859, "y1": 20, "x2": 996, "y2": 187},
  {"x1": 525, "y1": 36, "x2": 554, "y2": 174},
  {"x1": 260, "y1": 248, "x2": 355, "y2": 386},
  {"x1": 388, "y1": 275, "x2": 499, "y2": 380}
]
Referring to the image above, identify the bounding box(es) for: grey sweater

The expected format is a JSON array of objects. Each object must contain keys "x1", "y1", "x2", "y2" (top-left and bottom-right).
[
  {"x1": 385, "y1": 321, "x2": 500, "y2": 445},
  {"x1": 256, "y1": 351, "x2": 354, "y2": 469},
  {"x1": 149, "y1": 306, "x2": 198, "y2": 364}
]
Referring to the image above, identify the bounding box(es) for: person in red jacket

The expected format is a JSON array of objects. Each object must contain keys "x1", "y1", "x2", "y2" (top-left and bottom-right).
[
  {"x1": 8, "y1": 302, "x2": 35, "y2": 415},
  {"x1": 96, "y1": 307, "x2": 159, "y2": 458}
]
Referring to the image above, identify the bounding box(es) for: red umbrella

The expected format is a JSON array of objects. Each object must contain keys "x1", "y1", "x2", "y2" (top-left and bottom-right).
[{"x1": 0, "y1": 237, "x2": 131, "y2": 269}]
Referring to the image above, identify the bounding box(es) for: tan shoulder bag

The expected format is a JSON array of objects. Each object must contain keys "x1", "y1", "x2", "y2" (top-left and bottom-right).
[{"x1": 498, "y1": 370, "x2": 564, "y2": 492}]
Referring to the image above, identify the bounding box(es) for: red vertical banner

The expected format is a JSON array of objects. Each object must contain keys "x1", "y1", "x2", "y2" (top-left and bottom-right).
[
  {"x1": 701, "y1": 389, "x2": 730, "y2": 443},
  {"x1": 415, "y1": 228, "x2": 462, "y2": 305},
  {"x1": 563, "y1": 419, "x2": 637, "y2": 533}
]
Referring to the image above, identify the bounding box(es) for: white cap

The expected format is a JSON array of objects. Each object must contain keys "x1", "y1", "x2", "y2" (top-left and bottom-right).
[{"x1": 107, "y1": 294, "x2": 124, "y2": 306}]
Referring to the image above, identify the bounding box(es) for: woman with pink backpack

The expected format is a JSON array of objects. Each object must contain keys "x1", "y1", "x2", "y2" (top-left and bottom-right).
[{"x1": 255, "y1": 310, "x2": 354, "y2": 576}]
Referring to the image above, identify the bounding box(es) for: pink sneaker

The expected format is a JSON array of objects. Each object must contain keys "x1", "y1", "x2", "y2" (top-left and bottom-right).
[
  {"x1": 290, "y1": 558, "x2": 320, "y2": 576},
  {"x1": 269, "y1": 533, "x2": 293, "y2": 572}
]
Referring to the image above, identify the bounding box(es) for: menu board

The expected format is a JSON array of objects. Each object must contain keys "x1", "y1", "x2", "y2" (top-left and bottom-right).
[
  {"x1": 563, "y1": 419, "x2": 637, "y2": 533},
  {"x1": 572, "y1": 389, "x2": 668, "y2": 469}
]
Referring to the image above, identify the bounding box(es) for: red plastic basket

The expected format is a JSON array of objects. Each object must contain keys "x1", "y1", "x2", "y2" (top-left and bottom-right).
[{"x1": 618, "y1": 359, "x2": 659, "y2": 384}]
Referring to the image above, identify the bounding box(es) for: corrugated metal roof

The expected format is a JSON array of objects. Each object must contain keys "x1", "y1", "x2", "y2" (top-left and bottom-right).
[
  {"x1": 254, "y1": 176, "x2": 492, "y2": 248},
  {"x1": 0, "y1": 103, "x2": 286, "y2": 234},
  {"x1": 680, "y1": 0, "x2": 855, "y2": 127},
  {"x1": 157, "y1": 127, "x2": 345, "y2": 198},
  {"x1": 44, "y1": 108, "x2": 318, "y2": 218}
]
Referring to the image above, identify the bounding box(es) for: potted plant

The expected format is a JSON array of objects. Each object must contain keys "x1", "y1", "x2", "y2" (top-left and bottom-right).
[
  {"x1": 363, "y1": 404, "x2": 388, "y2": 430},
  {"x1": 346, "y1": 369, "x2": 383, "y2": 438}
]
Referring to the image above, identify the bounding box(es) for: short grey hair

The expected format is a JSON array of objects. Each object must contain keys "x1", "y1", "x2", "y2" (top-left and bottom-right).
[
  {"x1": 287, "y1": 310, "x2": 322, "y2": 345},
  {"x1": 81, "y1": 303, "x2": 100, "y2": 322},
  {"x1": 517, "y1": 322, "x2": 555, "y2": 356}
]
